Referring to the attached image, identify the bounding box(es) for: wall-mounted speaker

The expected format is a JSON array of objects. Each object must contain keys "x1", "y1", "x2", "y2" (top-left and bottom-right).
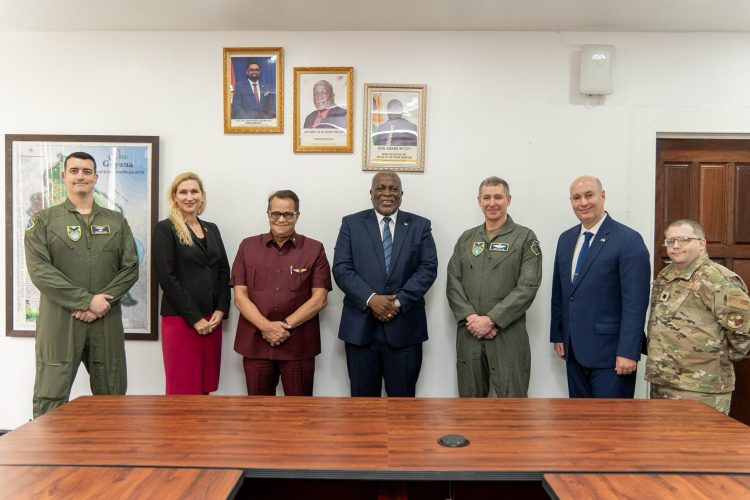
[{"x1": 580, "y1": 44, "x2": 615, "y2": 95}]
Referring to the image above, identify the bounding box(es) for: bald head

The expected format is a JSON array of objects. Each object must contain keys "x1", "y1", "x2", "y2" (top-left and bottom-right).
[
  {"x1": 570, "y1": 175, "x2": 603, "y2": 193},
  {"x1": 569, "y1": 175, "x2": 606, "y2": 228}
]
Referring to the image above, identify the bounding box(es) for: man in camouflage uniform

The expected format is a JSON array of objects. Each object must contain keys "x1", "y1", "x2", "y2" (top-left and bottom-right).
[
  {"x1": 447, "y1": 176, "x2": 542, "y2": 397},
  {"x1": 646, "y1": 219, "x2": 750, "y2": 414},
  {"x1": 25, "y1": 151, "x2": 139, "y2": 418}
]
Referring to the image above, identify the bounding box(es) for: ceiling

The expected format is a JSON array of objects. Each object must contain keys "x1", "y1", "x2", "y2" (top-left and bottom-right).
[{"x1": 1, "y1": 0, "x2": 749, "y2": 32}]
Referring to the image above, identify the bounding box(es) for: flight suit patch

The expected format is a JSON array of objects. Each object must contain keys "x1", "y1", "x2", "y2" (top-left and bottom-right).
[
  {"x1": 91, "y1": 225, "x2": 111, "y2": 235},
  {"x1": 67, "y1": 225, "x2": 82, "y2": 241},
  {"x1": 472, "y1": 241, "x2": 485, "y2": 256},
  {"x1": 25, "y1": 217, "x2": 36, "y2": 232},
  {"x1": 489, "y1": 242, "x2": 509, "y2": 252},
  {"x1": 530, "y1": 240, "x2": 541, "y2": 256}
]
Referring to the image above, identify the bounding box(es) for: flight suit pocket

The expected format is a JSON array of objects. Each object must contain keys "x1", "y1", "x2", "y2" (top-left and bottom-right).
[
  {"x1": 100, "y1": 228, "x2": 121, "y2": 251},
  {"x1": 49, "y1": 228, "x2": 75, "y2": 251}
]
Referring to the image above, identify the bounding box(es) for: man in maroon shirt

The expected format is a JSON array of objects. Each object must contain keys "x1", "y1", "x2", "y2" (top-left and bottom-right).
[{"x1": 232, "y1": 190, "x2": 332, "y2": 396}]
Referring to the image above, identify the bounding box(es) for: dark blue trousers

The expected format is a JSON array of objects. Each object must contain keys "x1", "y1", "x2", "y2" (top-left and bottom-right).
[
  {"x1": 566, "y1": 342, "x2": 636, "y2": 398},
  {"x1": 345, "y1": 325, "x2": 422, "y2": 397}
]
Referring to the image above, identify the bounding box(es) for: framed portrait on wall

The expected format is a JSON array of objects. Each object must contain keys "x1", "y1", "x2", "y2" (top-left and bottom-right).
[
  {"x1": 5, "y1": 134, "x2": 159, "y2": 340},
  {"x1": 362, "y1": 83, "x2": 426, "y2": 172},
  {"x1": 293, "y1": 67, "x2": 353, "y2": 153},
  {"x1": 223, "y1": 47, "x2": 283, "y2": 133}
]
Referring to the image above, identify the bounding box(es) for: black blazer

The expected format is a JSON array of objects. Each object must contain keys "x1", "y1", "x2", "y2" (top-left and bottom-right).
[{"x1": 153, "y1": 218, "x2": 231, "y2": 326}]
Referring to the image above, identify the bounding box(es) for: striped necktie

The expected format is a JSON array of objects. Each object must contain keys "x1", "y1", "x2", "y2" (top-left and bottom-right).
[{"x1": 383, "y1": 216, "x2": 392, "y2": 273}]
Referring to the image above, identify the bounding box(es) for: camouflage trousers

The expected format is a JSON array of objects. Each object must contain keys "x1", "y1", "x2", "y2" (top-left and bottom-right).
[{"x1": 650, "y1": 384, "x2": 731, "y2": 415}]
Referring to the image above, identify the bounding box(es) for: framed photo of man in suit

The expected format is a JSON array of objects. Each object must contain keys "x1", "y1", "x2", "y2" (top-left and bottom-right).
[
  {"x1": 223, "y1": 47, "x2": 283, "y2": 134},
  {"x1": 362, "y1": 83, "x2": 426, "y2": 172},
  {"x1": 293, "y1": 67, "x2": 353, "y2": 153}
]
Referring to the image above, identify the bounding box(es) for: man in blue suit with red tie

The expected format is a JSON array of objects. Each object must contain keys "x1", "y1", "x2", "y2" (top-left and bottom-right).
[
  {"x1": 550, "y1": 175, "x2": 650, "y2": 398},
  {"x1": 231, "y1": 60, "x2": 276, "y2": 120},
  {"x1": 333, "y1": 171, "x2": 438, "y2": 397}
]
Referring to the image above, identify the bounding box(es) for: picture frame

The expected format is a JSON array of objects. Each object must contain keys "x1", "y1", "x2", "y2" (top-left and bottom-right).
[
  {"x1": 5, "y1": 134, "x2": 159, "y2": 340},
  {"x1": 293, "y1": 67, "x2": 354, "y2": 153},
  {"x1": 223, "y1": 47, "x2": 283, "y2": 134},
  {"x1": 362, "y1": 83, "x2": 426, "y2": 172}
]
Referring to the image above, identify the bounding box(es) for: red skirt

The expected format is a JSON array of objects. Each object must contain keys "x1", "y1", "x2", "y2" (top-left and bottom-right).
[{"x1": 161, "y1": 315, "x2": 222, "y2": 395}]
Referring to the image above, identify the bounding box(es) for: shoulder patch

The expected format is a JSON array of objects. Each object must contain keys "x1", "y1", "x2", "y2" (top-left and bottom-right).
[
  {"x1": 728, "y1": 296, "x2": 750, "y2": 311},
  {"x1": 530, "y1": 239, "x2": 541, "y2": 256},
  {"x1": 25, "y1": 217, "x2": 36, "y2": 232}
]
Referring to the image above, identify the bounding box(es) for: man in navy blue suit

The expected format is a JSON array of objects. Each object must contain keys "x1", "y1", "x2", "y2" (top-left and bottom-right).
[
  {"x1": 550, "y1": 175, "x2": 650, "y2": 398},
  {"x1": 333, "y1": 171, "x2": 438, "y2": 397},
  {"x1": 231, "y1": 60, "x2": 276, "y2": 120}
]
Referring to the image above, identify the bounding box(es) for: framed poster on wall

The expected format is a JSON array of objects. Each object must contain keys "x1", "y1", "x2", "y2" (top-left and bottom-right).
[
  {"x1": 5, "y1": 134, "x2": 159, "y2": 340},
  {"x1": 223, "y1": 47, "x2": 284, "y2": 133},
  {"x1": 362, "y1": 83, "x2": 426, "y2": 172},
  {"x1": 293, "y1": 66, "x2": 353, "y2": 153}
]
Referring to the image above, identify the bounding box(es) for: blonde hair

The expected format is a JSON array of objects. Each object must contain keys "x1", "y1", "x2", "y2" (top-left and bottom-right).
[{"x1": 167, "y1": 172, "x2": 206, "y2": 246}]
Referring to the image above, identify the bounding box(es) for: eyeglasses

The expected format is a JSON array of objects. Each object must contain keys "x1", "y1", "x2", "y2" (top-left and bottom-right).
[
  {"x1": 664, "y1": 236, "x2": 701, "y2": 247},
  {"x1": 267, "y1": 211, "x2": 297, "y2": 221}
]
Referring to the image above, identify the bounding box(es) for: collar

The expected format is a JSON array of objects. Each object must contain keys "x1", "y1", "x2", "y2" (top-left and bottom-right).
[
  {"x1": 481, "y1": 215, "x2": 516, "y2": 238},
  {"x1": 64, "y1": 197, "x2": 98, "y2": 215},
  {"x1": 317, "y1": 108, "x2": 331, "y2": 119},
  {"x1": 262, "y1": 231, "x2": 299, "y2": 249},
  {"x1": 375, "y1": 210, "x2": 399, "y2": 225},
  {"x1": 579, "y1": 212, "x2": 608, "y2": 237},
  {"x1": 664, "y1": 254, "x2": 709, "y2": 282}
]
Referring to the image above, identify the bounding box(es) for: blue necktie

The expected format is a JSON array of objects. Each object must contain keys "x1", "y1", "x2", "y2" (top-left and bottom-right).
[
  {"x1": 573, "y1": 231, "x2": 593, "y2": 284},
  {"x1": 383, "y1": 216, "x2": 392, "y2": 273}
]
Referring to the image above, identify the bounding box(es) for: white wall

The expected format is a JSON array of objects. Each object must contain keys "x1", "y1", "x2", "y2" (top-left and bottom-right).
[{"x1": 2, "y1": 30, "x2": 750, "y2": 429}]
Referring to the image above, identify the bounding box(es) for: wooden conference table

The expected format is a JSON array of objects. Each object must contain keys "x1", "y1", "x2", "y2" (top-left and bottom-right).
[
  {"x1": 543, "y1": 473, "x2": 750, "y2": 499},
  {"x1": 0, "y1": 465, "x2": 243, "y2": 500},
  {"x1": 1, "y1": 396, "x2": 749, "y2": 495}
]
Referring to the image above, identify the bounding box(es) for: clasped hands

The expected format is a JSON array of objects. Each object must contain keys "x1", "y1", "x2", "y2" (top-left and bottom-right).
[
  {"x1": 466, "y1": 313, "x2": 498, "y2": 340},
  {"x1": 370, "y1": 294, "x2": 400, "y2": 323},
  {"x1": 193, "y1": 311, "x2": 225, "y2": 336},
  {"x1": 71, "y1": 293, "x2": 113, "y2": 323},
  {"x1": 261, "y1": 320, "x2": 292, "y2": 346}
]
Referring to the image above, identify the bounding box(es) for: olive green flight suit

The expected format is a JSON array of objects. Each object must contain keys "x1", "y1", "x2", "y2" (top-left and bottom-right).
[
  {"x1": 446, "y1": 216, "x2": 542, "y2": 397},
  {"x1": 25, "y1": 199, "x2": 139, "y2": 417}
]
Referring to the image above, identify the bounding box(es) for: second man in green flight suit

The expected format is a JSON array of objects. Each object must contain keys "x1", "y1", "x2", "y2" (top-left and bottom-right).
[{"x1": 447, "y1": 176, "x2": 542, "y2": 397}]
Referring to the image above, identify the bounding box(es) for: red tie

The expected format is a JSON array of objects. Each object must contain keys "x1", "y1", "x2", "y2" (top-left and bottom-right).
[{"x1": 252, "y1": 83, "x2": 259, "y2": 104}]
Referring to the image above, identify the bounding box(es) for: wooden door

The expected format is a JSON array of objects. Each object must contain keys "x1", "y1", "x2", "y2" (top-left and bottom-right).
[{"x1": 655, "y1": 138, "x2": 750, "y2": 423}]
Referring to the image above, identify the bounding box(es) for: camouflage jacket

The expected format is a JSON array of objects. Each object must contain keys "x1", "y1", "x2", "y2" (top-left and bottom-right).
[{"x1": 645, "y1": 255, "x2": 750, "y2": 393}]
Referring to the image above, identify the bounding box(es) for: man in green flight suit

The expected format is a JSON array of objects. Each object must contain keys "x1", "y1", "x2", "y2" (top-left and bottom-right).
[
  {"x1": 447, "y1": 176, "x2": 542, "y2": 397},
  {"x1": 646, "y1": 219, "x2": 750, "y2": 414},
  {"x1": 25, "y1": 151, "x2": 139, "y2": 418}
]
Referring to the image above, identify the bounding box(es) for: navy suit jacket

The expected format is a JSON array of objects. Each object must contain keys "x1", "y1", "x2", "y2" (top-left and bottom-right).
[
  {"x1": 231, "y1": 79, "x2": 276, "y2": 119},
  {"x1": 550, "y1": 214, "x2": 650, "y2": 368},
  {"x1": 333, "y1": 209, "x2": 438, "y2": 348}
]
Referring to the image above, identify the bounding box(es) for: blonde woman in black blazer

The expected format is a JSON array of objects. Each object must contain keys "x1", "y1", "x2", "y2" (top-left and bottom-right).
[{"x1": 153, "y1": 172, "x2": 230, "y2": 394}]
